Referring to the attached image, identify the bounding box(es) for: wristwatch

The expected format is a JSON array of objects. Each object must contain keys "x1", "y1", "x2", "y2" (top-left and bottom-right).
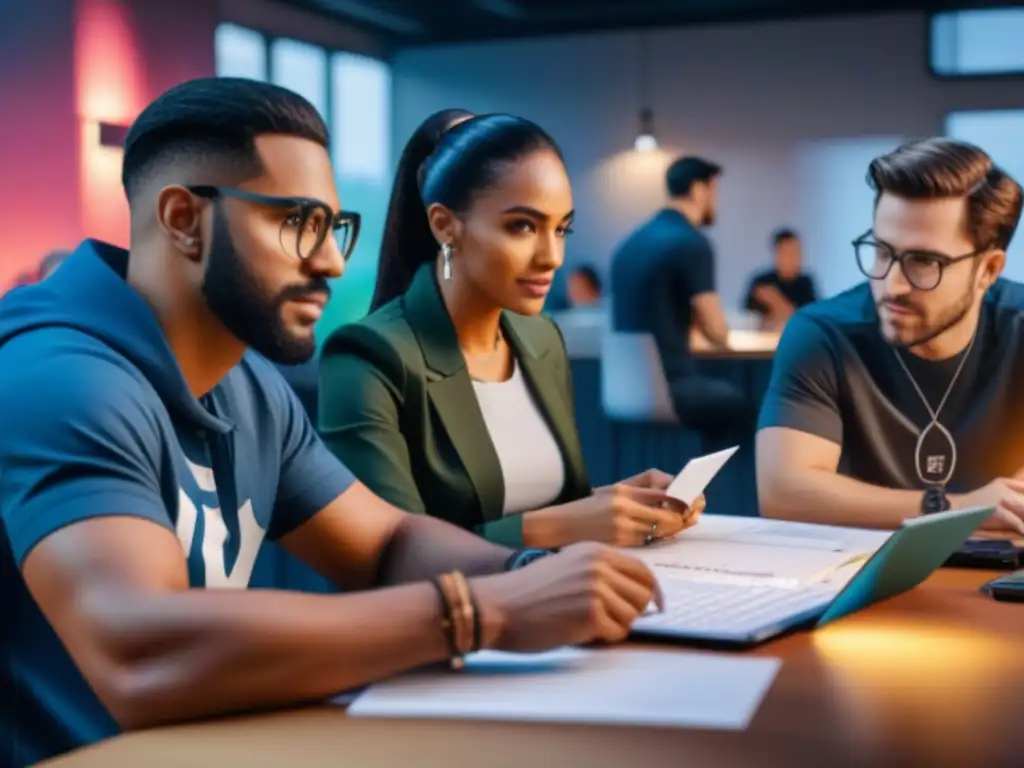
[
  {"x1": 922, "y1": 485, "x2": 951, "y2": 515},
  {"x1": 504, "y1": 548, "x2": 552, "y2": 571}
]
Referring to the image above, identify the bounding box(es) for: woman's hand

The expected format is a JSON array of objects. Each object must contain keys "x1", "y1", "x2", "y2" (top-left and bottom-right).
[
  {"x1": 601, "y1": 469, "x2": 706, "y2": 529},
  {"x1": 522, "y1": 477, "x2": 706, "y2": 549}
]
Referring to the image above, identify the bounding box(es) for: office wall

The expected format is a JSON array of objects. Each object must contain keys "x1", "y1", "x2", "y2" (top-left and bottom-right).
[
  {"x1": 0, "y1": 0, "x2": 80, "y2": 289},
  {"x1": 392, "y1": 13, "x2": 1024, "y2": 307}
]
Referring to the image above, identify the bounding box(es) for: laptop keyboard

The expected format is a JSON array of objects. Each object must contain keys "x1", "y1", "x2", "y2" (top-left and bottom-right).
[{"x1": 634, "y1": 579, "x2": 838, "y2": 636}]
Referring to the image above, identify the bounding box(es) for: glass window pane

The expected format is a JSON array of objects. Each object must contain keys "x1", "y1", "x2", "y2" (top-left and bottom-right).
[
  {"x1": 270, "y1": 38, "x2": 328, "y2": 118},
  {"x1": 317, "y1": 53, "x2": 392, "y2": 340},
  {"x1": 215, "y1": 23, "x2": 267, "y2": 81},
  {"x1": 331, "y1": 52, "x2": 391, "y2": 181},
  {"x1": 946, "y1": 109, "x2": 1024, "y2": 280},
  {"x1": 931, "y1": 9, "x2": 1024, "y2": 76}
]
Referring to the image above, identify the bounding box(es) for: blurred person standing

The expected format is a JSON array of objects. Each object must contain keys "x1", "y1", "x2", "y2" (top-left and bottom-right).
[{"x1": 609, "y1": 156, "x2": 753, "y2": 432}]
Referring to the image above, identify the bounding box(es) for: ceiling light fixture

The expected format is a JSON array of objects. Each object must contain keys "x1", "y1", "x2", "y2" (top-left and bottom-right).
[{"x1": 634, "y1": 107, "x2": 657, "y2": 152}]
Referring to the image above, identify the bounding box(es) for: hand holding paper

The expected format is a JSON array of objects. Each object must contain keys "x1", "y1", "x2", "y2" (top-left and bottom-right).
[{"x1": 666, "y1": 446, "x2": 740, "y2": 506}]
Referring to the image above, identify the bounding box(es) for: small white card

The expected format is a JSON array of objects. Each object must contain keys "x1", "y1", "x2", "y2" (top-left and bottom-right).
[{"x1": 666, "y1": 446, "x2": 739, "y2": 504}]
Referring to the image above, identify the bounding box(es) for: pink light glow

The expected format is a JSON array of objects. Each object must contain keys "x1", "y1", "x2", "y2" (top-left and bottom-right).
[{"x1": 74, "y1": 0, "x2": 146, "y2": 247}]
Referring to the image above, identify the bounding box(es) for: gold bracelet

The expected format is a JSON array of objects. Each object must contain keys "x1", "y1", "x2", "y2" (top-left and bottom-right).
[
  {"x1": 447, "y1": 571, "x2": 477, "y2": 654},
  {"x1": 431, "y1": 571, "x2": 479, "y2": 669}
]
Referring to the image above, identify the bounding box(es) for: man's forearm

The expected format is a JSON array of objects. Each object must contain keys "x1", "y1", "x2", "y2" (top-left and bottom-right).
[
  {"x1": 378, "y1": 512, "x2": 514, "y2": 586},
  {"x1": 760, "y1": 468, "x2": 922, "y2": 528},
  {"x1": 88, "y1": 583, "x2": 458, "y2": 730}
]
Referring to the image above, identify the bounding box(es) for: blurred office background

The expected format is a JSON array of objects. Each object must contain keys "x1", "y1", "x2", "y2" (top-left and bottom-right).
[{"x1": 5, "y1": 1, "x2": 1024, "y2": 335}]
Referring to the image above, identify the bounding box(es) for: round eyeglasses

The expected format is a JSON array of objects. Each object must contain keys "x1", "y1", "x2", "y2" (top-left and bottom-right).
[
  {"x1": 187, "y1": 185, "x2": 361, "y2": 262},
  {"x1": 852, "y1": 231, "x2": 986, "y2": 292}
]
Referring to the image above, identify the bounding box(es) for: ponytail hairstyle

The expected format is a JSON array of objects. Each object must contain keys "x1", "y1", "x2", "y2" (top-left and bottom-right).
[
  {"x1": 371, "y1": 111, "x2": 564, "y2": 311},
  {"x1": 371, "y1": 109, "x2": 474, "y2": 311}
]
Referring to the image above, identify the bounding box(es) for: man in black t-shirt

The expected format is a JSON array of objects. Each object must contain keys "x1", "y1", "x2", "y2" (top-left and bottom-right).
[
  {"x1": 757, "y1": 137, "x2": 1024, "y2": 535},
  {"x1": 743, "y1": 228, "x2": 817, "y2": 330},
  {"x1": 610, "y1": 156, "x2": 752, "y2": 432}
]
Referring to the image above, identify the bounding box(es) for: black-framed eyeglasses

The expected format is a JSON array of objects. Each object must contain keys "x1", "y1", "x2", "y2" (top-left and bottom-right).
[
  {"x1": 187, "y1": 185, "x2": 361, "y2": 262},
  {"x1": 852, "y1": 230, "x2": 987, "y2": 292}
]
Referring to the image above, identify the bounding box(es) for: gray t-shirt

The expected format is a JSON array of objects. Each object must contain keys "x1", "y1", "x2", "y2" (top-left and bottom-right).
[{"x1": 758, "y1": 280, "x2": 1024, "y2": 493}]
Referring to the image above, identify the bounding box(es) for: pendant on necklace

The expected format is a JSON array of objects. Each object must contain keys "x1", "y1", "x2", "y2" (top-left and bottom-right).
[{"x1": 916, "y1": 421, "x2": 956, "y2": 486}]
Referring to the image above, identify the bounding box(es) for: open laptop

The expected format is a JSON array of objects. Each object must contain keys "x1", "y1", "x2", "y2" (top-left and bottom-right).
[{"x1": 631, "y1": 505, "x2": 995, "y2": 648}]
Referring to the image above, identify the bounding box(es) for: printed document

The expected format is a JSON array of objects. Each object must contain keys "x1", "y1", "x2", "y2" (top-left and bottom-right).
[{"x1": 631, "y1": 515, "x2": 893, "y2": 588}]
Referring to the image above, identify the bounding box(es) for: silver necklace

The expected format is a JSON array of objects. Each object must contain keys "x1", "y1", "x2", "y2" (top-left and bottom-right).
[{"x1": 892, "y1": 329, "x2": 977, "y2": 487}]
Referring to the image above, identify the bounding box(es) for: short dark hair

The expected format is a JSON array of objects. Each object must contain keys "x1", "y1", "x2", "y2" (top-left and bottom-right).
[
  {"x1": 867, "y1": 137, "x2": 1023, "y2": 251},
  {"x1": 371, "y1": 108, "x2": 473, "y2": 311},
  {"x1": 122, "y1": 77, "x2": 329, "y2": 202},
  {"x1": 371, "y1": 113, "x2": 564, "y2": 310},
  {"x1": 572, "y1": 265, "x2": 602, "y2": 293},
  {"x1": 771, "y1": 227, "x2": 798, "y2": 248},
  {"x1": 666, "y1": 156, "x2": 721, "y2": 198}
]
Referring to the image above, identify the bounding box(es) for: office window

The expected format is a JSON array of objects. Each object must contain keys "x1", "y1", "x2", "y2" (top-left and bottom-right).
[
  {"x1": 946, "y1": 109, "x2": 1024, "y2": 281},
  {"x1": 270, "y1": 38, "x2": 328, "y2": 118},
  {"x1": 324, "y1": 53, "x2": 393, "y2": 330},
  {"x1": 331, "y1": 52, "x2": 391, "y2": 182},
  {"x1": 931, "y1": 8, "x2": 1024, "y2": 76},
  {"x1": 214, "y1": 23, "x2": 267, "y2": 81}
]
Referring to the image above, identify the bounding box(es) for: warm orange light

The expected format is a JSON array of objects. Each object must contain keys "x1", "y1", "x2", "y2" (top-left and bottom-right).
[{"x1": 812, "y1": 622, "x2": 1014, "y2": 765}]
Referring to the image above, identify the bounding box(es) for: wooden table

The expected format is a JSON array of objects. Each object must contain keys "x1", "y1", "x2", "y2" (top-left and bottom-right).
[{"x1": 44, "y1": 569, "x2": 1023, "y2": 768}]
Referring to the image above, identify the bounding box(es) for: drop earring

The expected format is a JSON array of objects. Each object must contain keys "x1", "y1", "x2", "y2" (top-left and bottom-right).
[{"x1": 441, "y1": 242, "x2": 453, "y2": 280}]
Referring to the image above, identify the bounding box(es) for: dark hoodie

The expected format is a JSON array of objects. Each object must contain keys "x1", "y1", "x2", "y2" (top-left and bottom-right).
[{"x1": 0, "y1": 240, "x2": 354, "y2": 766}]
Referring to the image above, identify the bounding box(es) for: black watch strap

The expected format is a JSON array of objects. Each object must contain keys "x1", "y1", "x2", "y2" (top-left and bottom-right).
[
  {"x1": 922, "y1": 485, "x2": 951, "y2": 515},
  {"x1": 505, "y1": 548, "x2": 553, "y2": 571}
]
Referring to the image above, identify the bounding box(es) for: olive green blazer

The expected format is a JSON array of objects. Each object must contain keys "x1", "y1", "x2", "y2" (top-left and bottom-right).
[{"x1": 318, "y1": 265, "x2": 591, "y2": 547}]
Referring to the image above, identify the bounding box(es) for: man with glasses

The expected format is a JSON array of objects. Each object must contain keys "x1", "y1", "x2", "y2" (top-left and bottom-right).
[
  {"x1": 756, "y1": 137, "x2": 1024, "y2": 535},
  {"x1": 0, "y1": 78, "x2": 660, "y2": 766}
]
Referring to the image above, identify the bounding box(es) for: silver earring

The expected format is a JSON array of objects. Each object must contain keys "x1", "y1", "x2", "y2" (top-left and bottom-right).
[
  {"x1": 183, "y1": 236, "x2": 197, "y2": 247},
  {"x1": 441, "y1": 242, "x2": 453, "y2": 280}
]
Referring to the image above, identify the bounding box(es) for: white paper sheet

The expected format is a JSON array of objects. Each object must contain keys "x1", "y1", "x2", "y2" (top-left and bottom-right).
[
  {"x1": 629, "y1": 515, "x2": 892, "y2": 587},
  {"x1": 346, "y1": 647, "x2": 781, "y2": 731},
  {"x1": 679, "y1": 515, "x2": 893, "y2": 554},
  {"x1": 666, "y1": 446, "x2": 739, "y2": 504}
]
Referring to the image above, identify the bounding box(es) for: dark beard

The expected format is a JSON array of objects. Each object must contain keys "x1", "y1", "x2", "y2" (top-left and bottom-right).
[
  {"x1": 201, "y1": 206, "x2": 328, "y2": 365},
  {"x1": 883, "y1": 278, "x2": 975, "y2": 350}
]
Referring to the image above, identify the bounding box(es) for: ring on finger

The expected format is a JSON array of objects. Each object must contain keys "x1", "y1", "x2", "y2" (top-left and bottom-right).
[{"x1": 644, "y1": 522, "x2": 658, "y2": 546}]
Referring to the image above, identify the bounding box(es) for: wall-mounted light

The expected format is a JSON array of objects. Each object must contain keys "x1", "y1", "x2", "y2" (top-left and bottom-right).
[
  {"x1": 98, "y1": 121, "x2": 130, "y2": 148},
  {"x1": 634, "y1": 107, "x2": 657, "y2": 152}
]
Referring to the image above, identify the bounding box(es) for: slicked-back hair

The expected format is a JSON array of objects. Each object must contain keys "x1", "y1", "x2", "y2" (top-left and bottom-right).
[
  {"x1": 371, "y1": 113, "x2": 563, "y2": 310},
  {"x1": 868, "y1": 137, "x2": 1023, "y2": 251},
  {"x1": 121, "y1": 77, "x2": 329, "y2": 202}
]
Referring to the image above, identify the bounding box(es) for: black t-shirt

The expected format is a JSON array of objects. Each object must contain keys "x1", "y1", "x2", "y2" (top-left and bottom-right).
[
  {"x1": 758, "y1": 279, "x2": 1024, "y2": 493},
  {"x1": 610, "y1": 208, "x2": 715, "y2": 381},
  {"x1": 744, "y1": 270, "x2": 817, "y2": 315}
]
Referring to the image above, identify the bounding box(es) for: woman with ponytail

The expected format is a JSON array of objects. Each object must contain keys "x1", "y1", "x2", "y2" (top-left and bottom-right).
[
  {"x1": 319, "y1": 111, "x2": 704, "y2": 549},
  {"x1": 370, "y1": 108, "x2": 474, "y2": 312}
]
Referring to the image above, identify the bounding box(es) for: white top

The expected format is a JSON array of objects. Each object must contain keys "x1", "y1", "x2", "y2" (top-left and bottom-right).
[{"x1": 471, "y1": 360, "x2": 566, "y2": 516}]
